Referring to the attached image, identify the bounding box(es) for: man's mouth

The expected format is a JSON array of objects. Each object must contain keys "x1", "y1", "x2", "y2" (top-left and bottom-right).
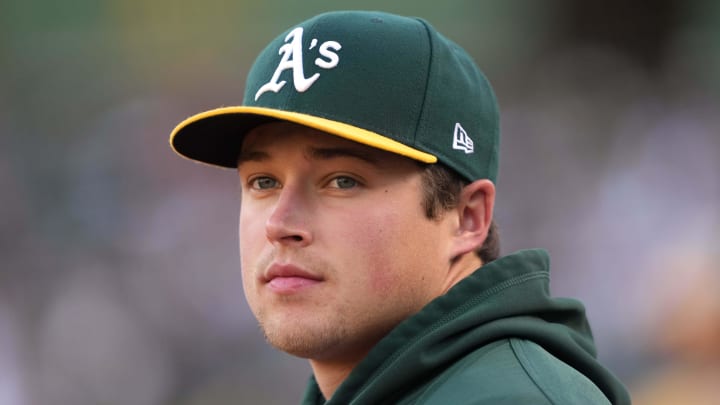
[{"x1": 263, "y1": 263, "x2": 323, "y2": 294}]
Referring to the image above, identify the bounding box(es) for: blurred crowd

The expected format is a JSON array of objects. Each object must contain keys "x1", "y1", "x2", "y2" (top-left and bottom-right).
[{"x1": 1, "y1": 1, "x2": 718, "y2": 404}]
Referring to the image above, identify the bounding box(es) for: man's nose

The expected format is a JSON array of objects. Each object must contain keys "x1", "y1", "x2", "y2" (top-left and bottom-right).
[{"x1": 265, "y1": 185, "x2": 313, "y2": 246}]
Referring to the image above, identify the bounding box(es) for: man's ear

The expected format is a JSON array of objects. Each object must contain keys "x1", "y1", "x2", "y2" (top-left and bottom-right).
[{"x1": 450, "y1": 179, "x2": 495, "y2": 258}]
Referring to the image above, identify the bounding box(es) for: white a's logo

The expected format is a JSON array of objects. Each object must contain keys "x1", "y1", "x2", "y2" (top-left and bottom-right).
[
  {"x1": 452, "y1": 123, "x2": 474, "y2": 154},
  {"x1": 255, "y1": 27, "x2": 342, "y2": 101}
]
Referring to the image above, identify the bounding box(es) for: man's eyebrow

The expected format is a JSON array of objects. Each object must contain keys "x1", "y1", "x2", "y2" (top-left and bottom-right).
[
  {"x1": 237, "y1": 150, "x2": 270, "y2": 165},
  {"x1": 308, "y1": 146, "x2": 381, "y2": 165}
]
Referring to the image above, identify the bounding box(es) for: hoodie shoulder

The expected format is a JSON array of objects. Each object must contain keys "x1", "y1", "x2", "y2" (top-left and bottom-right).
[
  {"x1": 509, "y1": 338, "x2": 612, "y2": 404},
  {"x1": 410, "y1": 338, "x2": 611, "y2": 405}
]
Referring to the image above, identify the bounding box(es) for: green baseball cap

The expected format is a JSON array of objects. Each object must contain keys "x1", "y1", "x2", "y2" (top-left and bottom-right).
[{"x1": 170, "y1": 10, "x2": 500, "y2": 183}]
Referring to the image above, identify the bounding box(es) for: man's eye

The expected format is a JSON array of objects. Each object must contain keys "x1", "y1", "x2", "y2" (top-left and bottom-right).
[
  {"x1": 250, "y1": 177, "x2": 279, "y2": 190},
  {"x1": 329, "y1": 176, "x2": 358, "y2": 189}
]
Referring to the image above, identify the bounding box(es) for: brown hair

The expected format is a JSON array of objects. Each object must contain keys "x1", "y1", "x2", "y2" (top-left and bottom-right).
[{"x1": 420, "y1": 163, "x2": 500, "y2": 263}]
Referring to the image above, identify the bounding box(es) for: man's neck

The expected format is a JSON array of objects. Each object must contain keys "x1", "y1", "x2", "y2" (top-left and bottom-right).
[
  {"x1": 309, "y1": 355, "x2": 364, "y2": 400},
  {"x1": 441, "y1": 253, "x2": 483, "y2": 293}
]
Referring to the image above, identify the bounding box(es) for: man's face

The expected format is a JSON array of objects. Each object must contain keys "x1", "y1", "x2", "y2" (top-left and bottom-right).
[{"x1": 238, "y1": 122, "x2": 458, "y2": 363}]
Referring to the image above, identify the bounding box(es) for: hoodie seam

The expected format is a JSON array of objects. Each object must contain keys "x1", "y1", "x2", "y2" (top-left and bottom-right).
[
  {"x1": 510, "y1": 338, "x2": 558, "y2": 405},
  {"x1": 350, "y1": 272, "x2": 549, "y2": 404}
]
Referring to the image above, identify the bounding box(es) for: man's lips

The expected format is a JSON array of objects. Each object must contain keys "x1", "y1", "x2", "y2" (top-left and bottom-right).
[{"x1": 262, "y1": 263, "x2": 323, "y2": 293}]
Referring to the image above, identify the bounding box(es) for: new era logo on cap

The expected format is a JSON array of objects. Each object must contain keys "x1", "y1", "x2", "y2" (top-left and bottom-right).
[{"x1": 452, "y1": 123, "x2": 474, "y2": 154}]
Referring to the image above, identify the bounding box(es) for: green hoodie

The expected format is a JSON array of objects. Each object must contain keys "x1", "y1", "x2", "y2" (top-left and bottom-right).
[{"x1": 300, "y1": 249, "x2": 631, "y2": 404}]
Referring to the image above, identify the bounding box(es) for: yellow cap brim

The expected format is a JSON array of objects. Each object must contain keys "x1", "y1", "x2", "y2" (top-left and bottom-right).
[{"x1": 170, "y1": 106, "x2": 438, "y2": 168}]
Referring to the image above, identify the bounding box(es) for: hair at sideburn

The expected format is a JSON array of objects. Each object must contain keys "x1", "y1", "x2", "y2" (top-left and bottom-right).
[{"x1": 420, "y1": 163, "x2": 500, "y2": 263}]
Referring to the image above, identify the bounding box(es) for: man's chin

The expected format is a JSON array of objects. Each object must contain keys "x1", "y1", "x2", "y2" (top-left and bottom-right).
[{"x1": 261, "y1": 324, "x2": 345, "y2": 359}]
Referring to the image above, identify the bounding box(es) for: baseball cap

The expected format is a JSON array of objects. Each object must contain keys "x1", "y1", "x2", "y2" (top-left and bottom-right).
[{"x1": 170, "y1": 10, "x2": 500, "y2": 183}]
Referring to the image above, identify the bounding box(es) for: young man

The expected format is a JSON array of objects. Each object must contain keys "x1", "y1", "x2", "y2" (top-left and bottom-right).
[{"x1": 169, "y1": 11, "x2": 630, "y2": 405}]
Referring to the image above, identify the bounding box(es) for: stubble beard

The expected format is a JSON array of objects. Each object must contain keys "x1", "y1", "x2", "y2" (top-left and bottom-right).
[{"x1": 258, "y1": 311, "x2": 349, "y2": 359}]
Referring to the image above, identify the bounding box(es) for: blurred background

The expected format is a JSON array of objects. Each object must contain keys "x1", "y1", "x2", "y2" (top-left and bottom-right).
[{"x1": 1, "y1": 0, "x2": 718, "y2": 404}]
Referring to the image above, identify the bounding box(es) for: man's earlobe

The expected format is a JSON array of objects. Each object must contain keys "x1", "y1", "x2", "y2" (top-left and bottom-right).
[{"x1": 452, "y1": 180, "x2": 495, "y2": 257}]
